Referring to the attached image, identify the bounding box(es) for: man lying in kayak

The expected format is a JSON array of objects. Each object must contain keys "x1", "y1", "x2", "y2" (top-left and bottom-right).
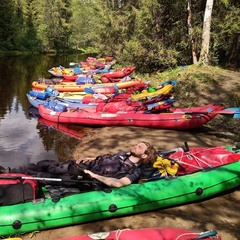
[
  {"x1": 0, "y1": 142, "x2": 157, "y2": 189},
  {"x1": 75, "y1": 141, "x2": 157, "y2": 188}
]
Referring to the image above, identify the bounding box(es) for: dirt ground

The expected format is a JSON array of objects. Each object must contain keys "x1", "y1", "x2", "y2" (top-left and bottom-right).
[
  {"x1": 19, "y1": 126, "x2": 240, "y2": 240},
  {"x1": 20, "y1": 70, "x2": 240, "y2": 240}
]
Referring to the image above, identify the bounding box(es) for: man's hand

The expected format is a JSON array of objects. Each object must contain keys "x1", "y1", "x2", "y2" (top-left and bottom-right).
[
  {"x1": 84, "y1": 170, "x2": 131, "y2": 188},
  {"x1": 84, "y1": 169, "x2": 97, "y2": 178}
]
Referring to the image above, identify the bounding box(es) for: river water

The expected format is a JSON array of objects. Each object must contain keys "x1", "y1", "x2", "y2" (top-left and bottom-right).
[{"x1": 0, "y1": 54, "x2": 91, "y2": 169}]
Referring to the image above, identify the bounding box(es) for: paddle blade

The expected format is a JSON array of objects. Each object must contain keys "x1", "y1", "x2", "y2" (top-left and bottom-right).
[
  {"x1": 84, "y1": 87, "x2": 95, "y2": 94},
  {"x1": 69, "y1": 62, "x2": 78, "y2": 66},
  {"x1": 196, "y1": 230, "x2": 218, "y2": 239},
  {"x1": 113, "y1": 84, "x2": 119, "y2": 94},
  {"x1": 223, "y1": 107, "x2": 240, "y2": 118}
]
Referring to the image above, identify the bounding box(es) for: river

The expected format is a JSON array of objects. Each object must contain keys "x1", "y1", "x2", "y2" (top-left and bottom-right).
[
  {"x1": 0, "y1": 54, "x2": 91, "y2": 169},
  {"x1": 1, "y1": 55, "x2": 240, "y2": 240}
]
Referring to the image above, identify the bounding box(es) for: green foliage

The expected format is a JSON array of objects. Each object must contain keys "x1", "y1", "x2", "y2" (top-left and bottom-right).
[
  {"x1": 0, "y1": 0, "x2": 239, "y2": 68},
  {"x1": 211, "y1": 1, "x2": 240, "y2": 66},
  {"x1": 0, "y1": 0, "x2": 15, "y2": 50}
]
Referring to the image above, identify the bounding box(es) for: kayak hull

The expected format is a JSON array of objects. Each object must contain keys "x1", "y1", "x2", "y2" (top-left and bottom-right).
[
  {"x1": 58, "y1": 227, "x2": 221, "y2": 240},
  {"x1": 32, "y1": 79, "x2": 142, "y2": 92},
  {"x1": 38, "y1": 103, "x2": 225, "y2": 130},
  {"x1": 26, "y1": 93, "x2": 97, "y2": 109}
]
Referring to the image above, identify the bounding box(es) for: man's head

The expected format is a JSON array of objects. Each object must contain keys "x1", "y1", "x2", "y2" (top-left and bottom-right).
[{"x1": 130, "y1": 142, "x2": 157, "y2": 165}]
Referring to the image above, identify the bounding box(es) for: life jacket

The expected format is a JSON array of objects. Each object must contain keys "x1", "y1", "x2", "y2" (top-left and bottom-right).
[
  {"x1": 153, "y1": 156, "x2": 179, "y2": 177},
  {"x1": 56, "y1": 152, "x2": 142, "y2": 198},
  {"x1": 126, "y1": 83, "x2": 149, "y2": 94},
  {"x1": 80, "y1": 151, "x2": 140, "y2": 179}
]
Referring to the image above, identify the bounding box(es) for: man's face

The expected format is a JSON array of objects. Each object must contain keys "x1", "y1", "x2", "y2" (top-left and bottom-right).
[{"x1": 130, "y1": 142, "x2": 148, "y2": 158}]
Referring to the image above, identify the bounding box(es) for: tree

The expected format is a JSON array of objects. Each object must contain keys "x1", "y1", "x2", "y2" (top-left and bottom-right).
[
  {"x1": 187, "y1": 0, "x2": 198, "y2": 64},
  {"x1": 0, "y1": 0, "x2": 16, "y2": 50},
  {"x1": 31, "y1": 0, "x2": 72, "y2": 52},
  {"x1": 198, "y1": 0, "x2": 214, "y2": 65},
  {"x1": 213, "y1": 1, "x2": 240, "y2": 66}
]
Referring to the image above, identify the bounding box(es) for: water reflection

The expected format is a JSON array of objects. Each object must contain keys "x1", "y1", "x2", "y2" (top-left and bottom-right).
[
  {"x1": 38, "y1": 117, "x2": 90, "y2": 140},
  {"x1": 0, "y1": 54, "x2": 89, "y2": 168},
  {"x1": 0, "y1": 102, "x2": 58, "y2": 168}
]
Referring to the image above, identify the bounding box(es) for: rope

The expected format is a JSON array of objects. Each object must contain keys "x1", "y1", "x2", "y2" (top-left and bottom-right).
[
  {"x1": 175, "y1": 232, "x2": 200, "y2": 240},
  {"x1": 115, "y1": 229, "x2": 131, "y2": 240},
  {"x1": 170, "y1": 146, "x2": 225, "y2": 172}
]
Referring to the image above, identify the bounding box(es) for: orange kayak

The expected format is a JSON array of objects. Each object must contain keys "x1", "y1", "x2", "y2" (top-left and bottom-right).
[{"x1": 32, "y1": 78, "x2": 142, "y2": 92}]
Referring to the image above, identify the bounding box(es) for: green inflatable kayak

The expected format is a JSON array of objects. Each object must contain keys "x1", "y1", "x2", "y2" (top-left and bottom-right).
[{"x1": 0, "y1": 159, "x2": 240, "y2": 237}]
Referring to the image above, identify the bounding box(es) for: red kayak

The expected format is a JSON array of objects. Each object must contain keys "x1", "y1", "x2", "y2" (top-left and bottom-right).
[
  {"x1": 38, "y1": 103, "x2": 225, "y2": 130},
  {"x1": 158, "y1": 144, "x2": 240, "y2": 175},
  {"x1": 58, "y1": 227, "x2": 221, "y2": 240},
  {"x1": 62, "y1": 75, "x2": 79, "y2": 82},
  {"x1": 100, "y1": 66, "x2": 136, "y2": 82}
]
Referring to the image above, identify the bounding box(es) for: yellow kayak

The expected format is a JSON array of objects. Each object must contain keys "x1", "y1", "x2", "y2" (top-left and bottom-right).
[
  {"x1": 58, "y1": 91, "x2": 87, "y2": 99},
  {"x1": 131, "y1": 80, "x2": 176, "y2": 100}
]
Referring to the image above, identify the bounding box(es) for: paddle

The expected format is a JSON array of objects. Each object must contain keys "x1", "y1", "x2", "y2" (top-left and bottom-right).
[
  {"x1": 223, "y1": 107, "x2": 240, "y2": 118},
  {"x1": 0, "y1": 175, "x2": 110, "y2": 193},
  {"x1": 84, "y1": 87, "x2": 95, "y2": 94},
  {"x1": 0, "y1": 174, "x2": 97, "y2": 183},
  {"x1": 55, "y1": 97, "x2": 83, "y2": 104},
  {"x1": 69, "y1": 62, "x2": 79, "y2": 66},
  {"x1": 171, "y1": 107, "x2": 240, "y2": 118},
  {"x1": 158, "y1": 142, "x2": 189, "y2": 157},
  {"x1": 197, "y1": 230, "x2": 218, "y2": 239}
]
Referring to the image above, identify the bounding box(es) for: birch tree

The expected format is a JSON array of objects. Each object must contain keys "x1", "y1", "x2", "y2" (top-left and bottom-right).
[{"x1": 199, "y1": 0, "x2": 214, "y2": 65}]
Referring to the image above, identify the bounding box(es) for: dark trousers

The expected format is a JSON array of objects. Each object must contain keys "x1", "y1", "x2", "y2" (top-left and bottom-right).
[
  {"x1": 11, "y1": 160, "x2": 71, "y2": 177},
  {"x1": 10, "y1": 160, "x2": 79, "y2": 187},
  {"x1": 10, "y1": 160, "x2": 100, "y2": 191}
]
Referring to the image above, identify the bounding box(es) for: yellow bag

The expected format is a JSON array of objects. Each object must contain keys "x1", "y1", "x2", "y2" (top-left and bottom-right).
[{"x1": 153, "y1": 156, "x2": 179, "y2": 177}]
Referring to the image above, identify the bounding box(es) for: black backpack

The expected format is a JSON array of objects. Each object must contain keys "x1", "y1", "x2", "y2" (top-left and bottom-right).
[{"x1": 0, "y1": 173, "x2": 39, "y2": 206}]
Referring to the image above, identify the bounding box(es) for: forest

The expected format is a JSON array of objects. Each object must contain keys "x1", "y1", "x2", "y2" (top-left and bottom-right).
[{"x1": 0, "y1": 0, "x2": 239, "y2": 72}]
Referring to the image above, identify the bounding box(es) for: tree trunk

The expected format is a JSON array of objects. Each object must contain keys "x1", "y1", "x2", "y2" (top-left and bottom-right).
[
  {"x1": 199, "y1": 0, "x2": 214, "y2": 65},
  {"x1": 187, "y1": 0, "x2": 198, "y2": 64},
  {"x1": 118, "y1": 0, "x2": 122, "y2": 8}
]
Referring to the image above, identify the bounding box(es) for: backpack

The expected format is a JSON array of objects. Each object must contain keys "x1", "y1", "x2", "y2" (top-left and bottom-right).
[
  {"x1": 43, "y1": 100, "x2": 67, "y2": 112},
  {"x1": 96, "y1": 101, "x2": 147, "y2": 113},
  {"x1": 0, "y1": 173, "x2": 39, "y2": 206}
]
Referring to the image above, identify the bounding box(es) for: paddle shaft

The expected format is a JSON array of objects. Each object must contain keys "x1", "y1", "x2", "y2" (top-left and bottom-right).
[
  {"x1": 172, "y1": 110, "x2": 232, "y2": 114},
  {"x1": 172, "y1": 108, "x2": 240, "y2": 118},
  {"x1": 0, "y1": 175, "x2": 93, "y2": 183}
]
